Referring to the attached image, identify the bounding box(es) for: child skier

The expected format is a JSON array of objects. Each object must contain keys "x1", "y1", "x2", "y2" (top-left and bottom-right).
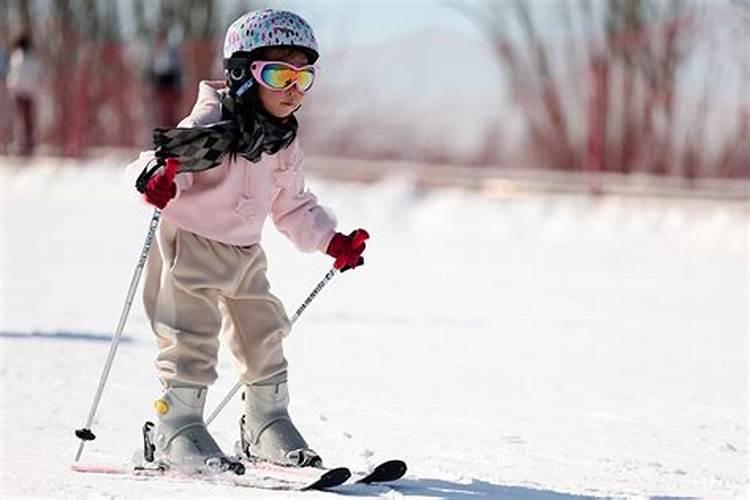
[{"x1": 126, "y1": 9, "x2": 368, "y2": 472}]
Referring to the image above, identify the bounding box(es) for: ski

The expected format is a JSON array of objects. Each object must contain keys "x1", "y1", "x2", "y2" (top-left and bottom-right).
[
  {"x1": 71, "y1": 461, "x2": 351, "y2": 491},
  {"x1": 72, "y1": 458, "x2": 406, "y2": 491},
  {"x1": 239, "y1": 457, "x2": 407, "y2": 486},
  {"x1": 237, "y1": 459, "x2": 352, "y2": 490},
  {"x1": 234, "y1": 458, "x2": 407, "y2": 487},
  {"x1": 234, "y1": 453, "x2": 407, "y2": 487}
]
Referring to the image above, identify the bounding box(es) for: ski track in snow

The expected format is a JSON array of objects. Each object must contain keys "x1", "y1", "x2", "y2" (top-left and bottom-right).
[{"x1": 0, "y1": 161, "x2": 747, "y2": 499}]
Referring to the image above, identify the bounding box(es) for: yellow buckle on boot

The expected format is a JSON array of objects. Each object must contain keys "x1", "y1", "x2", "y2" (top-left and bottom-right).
[{"x1": 154, "y1": 399, "x2": 170, "y2": 415}]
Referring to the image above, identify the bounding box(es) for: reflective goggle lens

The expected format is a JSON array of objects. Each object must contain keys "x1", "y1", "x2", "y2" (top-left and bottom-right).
[{"x1": 260, "y1": 63, "x2": 315, "y2": 92}]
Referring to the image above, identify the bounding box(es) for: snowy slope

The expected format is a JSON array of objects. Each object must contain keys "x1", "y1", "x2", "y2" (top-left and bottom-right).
[{"x1": 0, "y1": 158, "x2": 747, "y2": 499}]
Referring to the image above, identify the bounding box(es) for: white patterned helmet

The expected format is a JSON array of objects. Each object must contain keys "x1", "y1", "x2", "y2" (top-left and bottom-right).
[{"x1": 223, "y1": 9, "x2": 319, "y2": 64}]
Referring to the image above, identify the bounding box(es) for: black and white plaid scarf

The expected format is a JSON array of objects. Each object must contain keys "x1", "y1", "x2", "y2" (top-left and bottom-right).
[
  {"x1": 136, "y1": 90, "x2": 298, "y2": 192},
  {"x1": 221, "y1": 91, "x2": 298, "y2": 162}
]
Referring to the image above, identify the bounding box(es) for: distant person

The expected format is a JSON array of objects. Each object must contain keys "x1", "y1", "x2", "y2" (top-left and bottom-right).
[
  {"x1": 145, "y1": 30, "x2": 183, "y2": 127},
  {"x1": 0, "y1": 40, "x2": 10, "y2": 153},
  {"x1": 6, "y1": 31, "x2": 41, "y2": 156},
  {"x1": 126, "y1": 9, "x2": 368, "y2": 473}
]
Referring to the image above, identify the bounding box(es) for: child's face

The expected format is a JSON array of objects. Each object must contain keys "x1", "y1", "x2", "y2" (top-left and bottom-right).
[{"x1": 256, "y1": 49, "x2": 310, "y2": 119}]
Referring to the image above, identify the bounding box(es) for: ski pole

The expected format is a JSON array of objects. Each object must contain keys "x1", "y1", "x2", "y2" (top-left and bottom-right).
[
  {"x1": 205, "y1": 267, "x2": 338, "y2": 426},
  {"x1": 74, "y1": 158, "x2": 178, "y2": 462},
  {"x1": 74, "y1": 207, "x2": 162, "y2": 462}
]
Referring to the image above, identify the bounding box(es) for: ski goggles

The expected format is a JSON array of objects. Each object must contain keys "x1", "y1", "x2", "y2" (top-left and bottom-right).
[{"x1": 250, "y1": 60, "x2": 317, "y2": 93}]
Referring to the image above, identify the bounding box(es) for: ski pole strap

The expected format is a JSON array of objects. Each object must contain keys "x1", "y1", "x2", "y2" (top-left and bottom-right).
[{"x1": 135, "y1": 158, "x2": 165, "y2": 194}]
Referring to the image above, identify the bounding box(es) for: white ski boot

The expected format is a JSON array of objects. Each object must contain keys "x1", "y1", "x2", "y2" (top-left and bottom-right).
[
  {"x1": 145, "y1": 386, "x2": 243, "y2": 474},
  {"x1": 240, "y1": 371, "x2": 321, "y2": 467}
]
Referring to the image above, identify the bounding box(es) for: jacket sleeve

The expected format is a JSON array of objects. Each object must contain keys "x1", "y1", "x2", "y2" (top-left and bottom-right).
[
  {"x1": 122, "y1": 82, "x2": 225, "y2": 200},
  {"x1": 271, "y1": 141, "x2": 337, "y2": 253}
]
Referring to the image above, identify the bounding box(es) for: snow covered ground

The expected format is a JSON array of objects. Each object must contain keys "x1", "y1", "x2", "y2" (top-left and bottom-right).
[{"x1": 1, "y1": 158, "x2": 747, "y2": 499}]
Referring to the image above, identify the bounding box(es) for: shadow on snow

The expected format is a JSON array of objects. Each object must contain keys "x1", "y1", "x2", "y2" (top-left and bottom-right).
[
  {"x1": 390, "y1": 478, "x2": 600, "y2": 499},
  {"x1": 0, "y1": 331, "x2": 135, "y2": 343},
  {"x1": 340, "y1": 478, "x2": 699, "y2": 499}
]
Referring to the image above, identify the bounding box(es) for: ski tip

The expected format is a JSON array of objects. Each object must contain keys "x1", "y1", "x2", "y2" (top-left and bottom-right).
[
  {"x1": 302, "y1": 466, "x2": 351, "y2": 490},
  {"x1": 358, "y1": 459, "x2": 407, "y2": 484}
]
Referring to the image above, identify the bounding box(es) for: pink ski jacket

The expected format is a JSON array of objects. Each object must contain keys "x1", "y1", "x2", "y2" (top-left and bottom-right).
[{"x1": 125, "y1": 80, "x2": 337, "y2": 253}]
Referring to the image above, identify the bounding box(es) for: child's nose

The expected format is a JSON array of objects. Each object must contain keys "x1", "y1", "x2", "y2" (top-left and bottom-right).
[{"x1": 287, "y1": 86, "x2": 304, "y2": 98}]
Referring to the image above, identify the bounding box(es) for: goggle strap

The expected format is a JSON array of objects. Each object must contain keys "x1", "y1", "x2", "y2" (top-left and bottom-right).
[{"x1": 236, "y1": 79, "x2": 254, "y2": 97}]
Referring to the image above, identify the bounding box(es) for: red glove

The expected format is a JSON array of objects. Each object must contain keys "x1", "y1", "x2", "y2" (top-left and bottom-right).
[
  {"x1": 144, "y1": 158, "x2": 178, "y2": 209},
  {"x1": 326, "y1": 229, "x2": 369, "y2": 272}
]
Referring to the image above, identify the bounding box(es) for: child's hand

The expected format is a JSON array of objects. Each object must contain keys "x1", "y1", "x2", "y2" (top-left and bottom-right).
[
  {"x1": 144, "y1": 158, "x2": 178, "y2": 209},
  {"x1": 326, "y1": 229, "x2": 369, "y2": 272}
]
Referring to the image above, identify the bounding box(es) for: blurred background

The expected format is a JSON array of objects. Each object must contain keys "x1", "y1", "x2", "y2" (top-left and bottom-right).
[
  {"x1": 1, "y1": 0, "x2": 748, "y2": 196},
  {"x1": 1, "y1": 3, "x2": 747, "y2": 496}
]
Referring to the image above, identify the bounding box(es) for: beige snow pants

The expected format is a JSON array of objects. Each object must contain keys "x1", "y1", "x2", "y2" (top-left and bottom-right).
[{"x1": 143, "y1": 221, "x2": 290, "y2": 387}]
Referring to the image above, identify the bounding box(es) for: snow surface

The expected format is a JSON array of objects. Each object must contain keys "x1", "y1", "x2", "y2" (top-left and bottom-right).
[{"x1": 0, "y1": 159, "x2": 747, "y2": 499}]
